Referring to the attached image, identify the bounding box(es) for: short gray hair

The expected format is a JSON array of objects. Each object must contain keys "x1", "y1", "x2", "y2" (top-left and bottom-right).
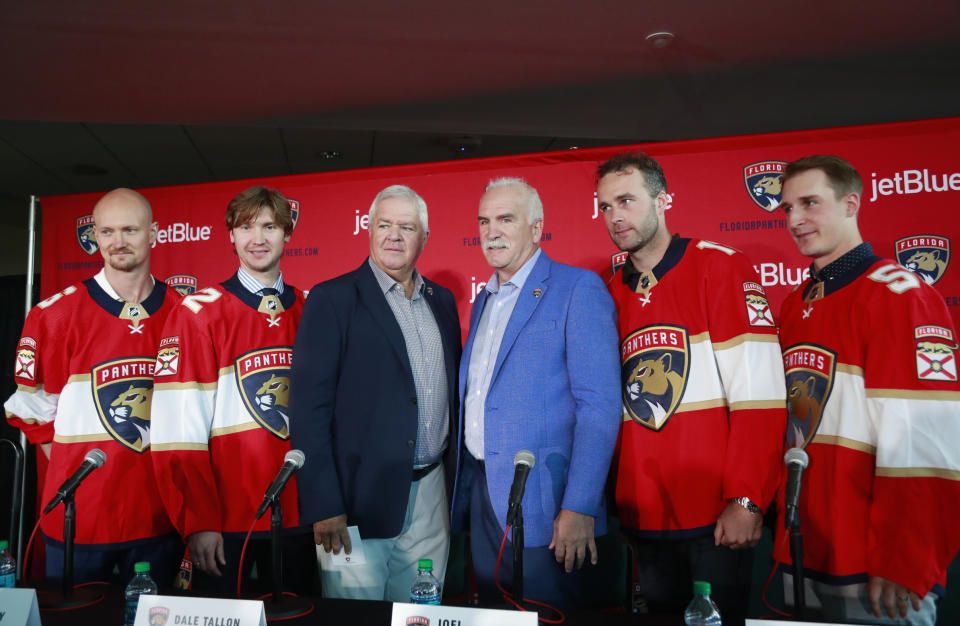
[
  {"x1": 484, "y1": 177, "x2": 544, "y2": 224},
  {"x1": 368, "y1": 185, "x2": 429, "y2": 233}
]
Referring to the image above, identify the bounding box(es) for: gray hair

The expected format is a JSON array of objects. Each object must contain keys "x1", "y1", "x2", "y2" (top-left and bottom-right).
[
  {"x1": 368, "y1": 185, "x2": 429, "y2": 233},
  {"x1": 484, "y1": 177, "x2": 544, "y2": 224}
]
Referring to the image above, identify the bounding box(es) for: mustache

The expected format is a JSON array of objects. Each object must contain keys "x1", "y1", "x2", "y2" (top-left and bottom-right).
[{"x1": 483, "y1": 238, "x2": 510, "y2": 250}]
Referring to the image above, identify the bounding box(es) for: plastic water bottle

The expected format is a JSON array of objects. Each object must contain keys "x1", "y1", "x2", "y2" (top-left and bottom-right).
[
  {"x1": 0, "y1": 540, "x2": 15, "y2": 588},
  {"x1": 409, "y1": 558, "x2": 442, "y2": 605},
  {"x1": 124, "y1": 561, "x2": 158, "y2": 625},
  {"x1": 684, "y1": 580, "x2": 722, "y2": 626}
]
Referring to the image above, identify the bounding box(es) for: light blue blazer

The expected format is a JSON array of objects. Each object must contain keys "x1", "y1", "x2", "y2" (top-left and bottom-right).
[{"x1": 451, "y1": 251, "x2": 621, "y2": 547}]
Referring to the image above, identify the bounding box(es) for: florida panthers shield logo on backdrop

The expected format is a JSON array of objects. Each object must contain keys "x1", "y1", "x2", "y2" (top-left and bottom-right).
[
  {"x1": 783, "y1": 344, "x2": 837, "y2": 450},
  {"x1": 896, "y1": 235, "x2": 950, "y2": 285},
  {"x1": 620, "y1": 325, "x2": 690, "y2": 431},
  {"x1": 165, "y1": 274, "x2": 198, "y2": 296},
  {"x1": 235, "y1": 347, "x2": 293, "y2": 439},
  {"x1": 92, "y1": 357, "x2": 156, "y2": 453},
  {"x1": 743, "y1": 161, "x2": 787, "y2": 213},
  {"x1": 76, "y1": 214, "x2": 98, "y2": 255}
]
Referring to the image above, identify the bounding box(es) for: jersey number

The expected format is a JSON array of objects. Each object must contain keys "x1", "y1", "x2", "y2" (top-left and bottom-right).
[
  {"x1": 182, "y1": 288, "x2": 223, "y2": 313},
  {"x1": 696, "y1": 240, "x2": 736, "y2": 256},
  {"x1": 36, "y1": 285, "x2": 78, "y2": 309},
  {"x1": 868, "y1": 266, "x2": 921, "y2": 294}
]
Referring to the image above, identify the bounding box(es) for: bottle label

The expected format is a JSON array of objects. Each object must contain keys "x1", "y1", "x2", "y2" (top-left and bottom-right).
[
  {"x1": 125, "y1": 599, "x2": 139, "y2": 625},
  {"x1": 409, "y1": 592, "x2": 441, "y2": 605},
  {"x1": 0, "y1": 571, "x2": 13, "y2": 588}
]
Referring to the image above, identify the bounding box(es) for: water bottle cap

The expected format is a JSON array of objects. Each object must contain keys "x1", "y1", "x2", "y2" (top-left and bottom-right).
[
  {"x1": 134, "y1": 561, "x2": 151, "y2": 573},
  {"x1": 0, "y1": 540, "x2": 7, "y2": 550},
  {"x1": 693, "y1": 580, "x2": 711, "y2": 595},
  {"x1": 418, "y1": 559, "x2": 433, "y2": 570}
]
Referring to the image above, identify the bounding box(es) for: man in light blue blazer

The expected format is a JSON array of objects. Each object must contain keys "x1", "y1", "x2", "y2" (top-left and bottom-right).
[{"x1": 451, "y1": 177, "x2": 621, "y2": 609}]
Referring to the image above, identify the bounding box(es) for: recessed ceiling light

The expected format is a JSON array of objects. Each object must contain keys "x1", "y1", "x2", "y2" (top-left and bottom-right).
[
  {"x1": 319, "y1": 150, "x2": 342, "y2": 159},
  {"x1": 645, "y1": 31, "x2": 675, "y2": 49}
]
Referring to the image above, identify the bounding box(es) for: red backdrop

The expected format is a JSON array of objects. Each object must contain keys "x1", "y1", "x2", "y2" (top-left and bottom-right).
[{"x1": 40, "y1": 117, "x2": 960, "y2": 332}]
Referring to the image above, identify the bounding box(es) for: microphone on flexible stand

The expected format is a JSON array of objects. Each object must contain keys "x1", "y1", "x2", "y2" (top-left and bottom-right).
[
  {"x1": 784, "y1": 447, "x2": 810, "y2": 620},
  {"x1": 43, "y1": 448, "x2": 106, "y2": 514},
  {"x1": 256, "y1": 449, "x2": 305, "y2": 520},
  {"x1": 506, "y1": 450, "x2": 535, "y2": 525}
]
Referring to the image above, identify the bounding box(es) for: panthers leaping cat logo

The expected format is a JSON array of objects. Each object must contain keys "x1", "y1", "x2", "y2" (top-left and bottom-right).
[
  {"x1": 109, "y1": 384, "x2": 152, "y2": 448},
  {"x1": 255, "y1": 374, "x2": 290, "y2": 417},
  {"x1": 76, "y1": 215, "x2": 99, "y2": 255},
  {"x1": 903, "y1": 250, "x2": 948, "y2": 285},
  {"x1": 743, "y1": 161, "x2": 787, "y2": 213},
  {"x1": 786, "y1": 376, "x2": 822, "y2": 449},
  {"x1": 621, "y1": 325, "x2": 690, "y2": 431}
]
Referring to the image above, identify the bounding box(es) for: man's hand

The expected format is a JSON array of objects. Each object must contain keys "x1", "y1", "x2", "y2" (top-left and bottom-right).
[
  {"x1": 314, "y1": 514, "x2": 351, "y2": 555},
  {"x1": 713, "y1": 501, "x2": 762, "y2": 549},
  {"x1": 187, "y1": 530, "x2": 225, "y2": 576},
  {"x1": 867, "y1": 575, "x2": 922, "y2": 619},
  {"x1": 548, "y1": 509, "x2": 596, "y2": 573}
]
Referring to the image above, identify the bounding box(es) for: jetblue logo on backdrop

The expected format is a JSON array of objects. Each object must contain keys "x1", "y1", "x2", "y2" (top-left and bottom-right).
[{"x1": 869, "y1": 169, "x2": 960, "y2": 202}]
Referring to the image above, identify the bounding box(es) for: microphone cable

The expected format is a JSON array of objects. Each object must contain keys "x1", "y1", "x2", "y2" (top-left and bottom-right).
[{"x1": 494, "y1": 523, "x2": 566, "y2": 624}]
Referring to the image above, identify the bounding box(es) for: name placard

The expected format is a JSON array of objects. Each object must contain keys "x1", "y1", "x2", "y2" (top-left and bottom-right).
[
  {"x1": 391, "y1": 602, "x2": 537, "y2": 626},
  {"x1": 134, "y1": 594, "x2": 266, "y2": 626},
  {"x1": 0, "y1": 588, "x2": 41, "y2": 626}
]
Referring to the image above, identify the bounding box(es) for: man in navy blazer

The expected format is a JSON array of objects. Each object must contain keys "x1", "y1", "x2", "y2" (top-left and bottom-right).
[
  {"x1": 290, "y1": 185, "x2": 461, "y2": 601},
  {"x1": 451, "y1": 177, "x2": 620, "y2": 608}
]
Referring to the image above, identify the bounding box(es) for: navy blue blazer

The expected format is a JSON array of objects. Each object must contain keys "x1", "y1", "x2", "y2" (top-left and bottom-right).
[{"x1": 289, "y1": 259, "x2": 461, "y2": 538}]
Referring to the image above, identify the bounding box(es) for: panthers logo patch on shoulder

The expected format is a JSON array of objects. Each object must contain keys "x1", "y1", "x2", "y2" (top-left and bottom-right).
[
  {"x1": 165, "y1": 274, "x2": 198, "y2": 296},
  {"x1": 235, "y1": 347, "x2": 294, "y2": 439},
  {"x1": 782, "y1": 344, "x2": 837, "y2": 449},
  {"x1": 76, "y1": 214, "x2": 98, "y2": 255},
  {"x1": 915, "y1": 326, "x2": 957, "y2": 382},
  {"x1": 620, "y1": 325, "x2": 690, "y2": 431},
  {"x1": 155, "y1": 336, "x2": 180, "y2": 377},
  {"x1": 744, "y1": 161, "x2": 787, "y2": 213},
  {"x1": 92, "y1": 357, "x2": 156, "y2": 453},
  {"x1": 15, "y1": 337, "x2": 38, "y2": 382},
  {"x1": 743, "y1": 282, "x2": 774, "y2": 326},
  {"x1": 896, "y1": 235, "x2": 950, "y2": 285}
]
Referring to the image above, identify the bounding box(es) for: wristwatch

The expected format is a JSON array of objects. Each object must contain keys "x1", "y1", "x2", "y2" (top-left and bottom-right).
[{"x1": 733, "y1": 496, "x2": 762, "y2": 515}]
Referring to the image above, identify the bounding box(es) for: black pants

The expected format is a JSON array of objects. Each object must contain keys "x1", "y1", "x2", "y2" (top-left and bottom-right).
[
  {"x1": 625, "y1": 531, "x2": 752, "y2": 624},
  {"x1": 192, "y1": 531, "x2": 317, "y2": 598}
]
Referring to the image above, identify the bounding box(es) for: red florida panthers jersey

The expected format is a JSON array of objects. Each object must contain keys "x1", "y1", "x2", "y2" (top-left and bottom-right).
[
  {"x1": 4, "y1": 275, "x2": 178, "y2": 546},
  {"x1": 774, "y1": 257, "x2": 960, "y2": 596},
  {"x1": 151, "y1": 275, "x2": 305, "y2": 537},
  {"x1": 608, "y1": 237, "x2": 787, "y2": 537}
]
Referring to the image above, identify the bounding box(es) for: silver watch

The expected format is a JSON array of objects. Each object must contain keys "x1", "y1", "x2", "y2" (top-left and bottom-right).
[{"x1": 733, "y1": 496, "x2": 761, "y2": 515}]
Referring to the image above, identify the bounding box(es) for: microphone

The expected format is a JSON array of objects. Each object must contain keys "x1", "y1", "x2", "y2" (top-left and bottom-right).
[
  {"x1": 506, "y1": 450, "x2": 535, "y2": 525},
  {"x1": 255, "y1": 449, "x2": 305, "y2": 520},
  {"x1": 43, "y1": 449, "x2": 106, "y2": 514},
  {"x1": 784, "y1": 447, "x2": 810, "y2": 529}
]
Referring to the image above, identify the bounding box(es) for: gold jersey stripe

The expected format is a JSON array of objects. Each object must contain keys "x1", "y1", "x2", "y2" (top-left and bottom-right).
[
  {"x1": 811, "y1": 434, "x2": 876, "y2": 455},
  {"x1": 152, "y1": 442, "x2": 209, "y2": 452},
  {"x1": 66, "y1": 374, "x2": 91, "y2": 384},
  {"x1": 876, "y1": 466, "x2": 960, "y2": 480},
  {"x1": 53, "y1": 433, "x2": 113, "y2": 443},
  {"x1": 218, "y1": 365, "x2": 235, "y2": 377},
  {"x1": 210, "y1": 422, "x2": 260, "y2": 437},
  {"x1": 689, "y1": 332, "x2": 711, "y2": 344},
  {"x1": 837, "y1": 363, "x2": 865, "y2": 377},
  {"x1": 865, "y1": 388, "x2": 960, "y2": 401},
  {"x1": 154, "y1": 381, "x2": 218, "y2": 391},
  {"x1": 6, "y1": 411, "x2": 48, "y2": 423},
  {"x1": 712, "y1": 333, "x2": 781, "y2": 351},
  {"x1": 729, "y1": 399, "x2": 786, "y2": 411},
  {"x1": 623, "y1": 398, "x2": 727, "y2": 421},
  {"x1": 15, "y1": 384, "x2": 43, "y2": 394}
]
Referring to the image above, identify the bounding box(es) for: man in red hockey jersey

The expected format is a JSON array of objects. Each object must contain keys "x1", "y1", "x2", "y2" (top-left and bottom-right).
[
  {"x1": 596, "y1": 152, "x2": 787, "y2": 621},
  {"x1": 776, "y1": 155, "x2": 959, "y2": 625},
  {"x1": 151, "y1": 186, "x2": 316, "y2": 596},
  {"x1": 5, "y1": 188, "x2": 182, "y2": 584}
]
